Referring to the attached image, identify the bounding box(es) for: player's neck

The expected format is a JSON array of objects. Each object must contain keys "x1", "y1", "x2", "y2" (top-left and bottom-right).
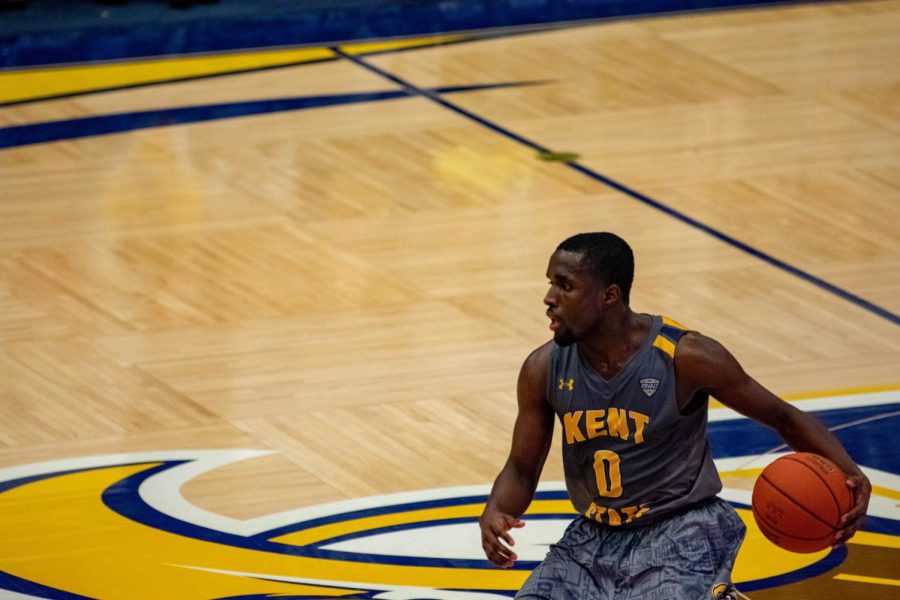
[{"x1": 579, "y1": 310, "x2": 650, "y2": 379}]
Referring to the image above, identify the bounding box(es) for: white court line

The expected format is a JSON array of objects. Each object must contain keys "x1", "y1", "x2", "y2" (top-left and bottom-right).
[{"x1": 708, "y1": 389, "x2": 899, "y2": 422}]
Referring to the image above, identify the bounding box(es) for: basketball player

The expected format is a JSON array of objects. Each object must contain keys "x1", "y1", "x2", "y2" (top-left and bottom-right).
[{"x1": 480, "y1": 232, "x2": 871, "y2": 600}]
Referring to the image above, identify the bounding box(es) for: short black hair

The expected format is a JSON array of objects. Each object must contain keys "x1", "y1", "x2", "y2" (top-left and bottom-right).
[{"x1": 557, "y1": 232, "x2": 634, "y2": 304}]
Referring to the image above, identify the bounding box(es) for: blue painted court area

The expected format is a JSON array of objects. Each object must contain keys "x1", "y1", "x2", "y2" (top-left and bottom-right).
[
  {"x1": 710, "y1": 404, "x2": 900, "y2": 474},
  {"x1": 2, "y1": 0, "x2": 810, "y2": 68}
]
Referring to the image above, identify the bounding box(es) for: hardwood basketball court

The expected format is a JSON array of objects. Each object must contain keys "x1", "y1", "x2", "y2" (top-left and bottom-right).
[{"x1": 0, "y1": 1, "x2": 898, "y2": 597}]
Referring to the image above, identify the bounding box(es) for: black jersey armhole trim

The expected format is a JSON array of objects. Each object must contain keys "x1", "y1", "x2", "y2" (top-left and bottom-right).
[
  {"x1": 665, "y1": 323, "x2": 709, "y2": 416},
  {"x1": 680, "y1": 390, "x2": 710, "y2": 416}
]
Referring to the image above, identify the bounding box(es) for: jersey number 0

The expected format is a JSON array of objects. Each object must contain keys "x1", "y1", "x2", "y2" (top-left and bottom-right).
[{"x1": 592, "y1": 450, "x2": 623, "y2": 497}]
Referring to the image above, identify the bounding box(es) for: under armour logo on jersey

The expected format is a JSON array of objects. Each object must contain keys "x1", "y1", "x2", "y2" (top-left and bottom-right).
[
  {"x1": 558, "y1": 378, "x2": 574, "y2": 391},
  {"x1": 640, "y1": 378, "x2": 660, "y2": 397}
]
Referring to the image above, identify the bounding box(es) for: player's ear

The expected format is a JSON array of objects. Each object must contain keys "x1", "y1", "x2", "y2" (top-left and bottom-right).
[{"x1": 601, "y1": 284, "x2": 621, "y2": 306}]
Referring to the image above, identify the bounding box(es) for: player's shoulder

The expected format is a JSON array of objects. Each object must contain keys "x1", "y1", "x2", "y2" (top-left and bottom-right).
[
  {"x1": 674, "y1": 330, "x2": 729, "y2": 360},
  {"x1": 673, "y1": 329, "x2": 741, "y2": 387},
  {"x1": 516, "y1": 342, "x2": 555, "y2": 407},
  {"x1": 524, "y1": 340, "x2": 554, "y2": 369},
  {"x1": 519, "y1": 341, "x2": 554, "y2": 382},
  {"x1": 655, "y1": 316, "x2": 726, "y2": 362}
]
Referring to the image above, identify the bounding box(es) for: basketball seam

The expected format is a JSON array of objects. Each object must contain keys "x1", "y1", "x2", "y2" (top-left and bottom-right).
[
  {"x1": 758, "y1": 473, "x2": 838, "y2": 533},
  {"x1": 781, "y1": 455, "x2": 846, "y2": 527},
  {"x1": 756, "y1": 516, "x2": 833, "y2": 543}
]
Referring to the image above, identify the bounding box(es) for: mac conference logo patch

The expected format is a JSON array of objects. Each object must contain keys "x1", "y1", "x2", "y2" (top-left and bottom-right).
[
  {"x1": 640, "y1": 378, "x2": 660, "y2": 397},
  {"x1": 0, "y1": 450, "x2": 895, "y2": 598}
]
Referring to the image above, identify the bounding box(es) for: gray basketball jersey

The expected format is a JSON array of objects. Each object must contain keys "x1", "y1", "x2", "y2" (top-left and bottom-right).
[{"x1": 547, "y1": 315, "x2": 722, "y2": 528}]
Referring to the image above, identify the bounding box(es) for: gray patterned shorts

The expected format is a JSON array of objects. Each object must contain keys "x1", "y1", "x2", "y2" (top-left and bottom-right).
[{"x1": 516, "y1": 497, "x2": 745, "y2": 600}]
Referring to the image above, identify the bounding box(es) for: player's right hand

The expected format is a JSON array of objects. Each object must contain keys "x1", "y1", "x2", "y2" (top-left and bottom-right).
[
  {"x1": 835, "y1": 472, "x2": 871, "y2": 547},
  {"x1": 479, "y1": 511, "x2": 525, "y2": 568}
]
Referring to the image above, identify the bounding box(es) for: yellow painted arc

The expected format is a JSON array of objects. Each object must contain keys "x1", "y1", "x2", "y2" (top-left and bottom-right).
[
  {"x1": 872, "y1": 484, "x2": 900, "y2": 502},
  {"x1": 845, "y1": 531, "x2": 900, "y2": 549},
  {"x1": 732, "y1": 508, "x2": 829, "y2": 583},
  {"x1": 709, "y1": 383, "x2": 900, "y2": 408},
  {"x1": 709, "y1": 383, "x2": 900, "y2": 409},
  {"x1": 719, "y1": 468, "x2": 765, "y2": 479},
  {"x1": 720, "y1": 469, "x2": 900, "y2": 507},
  {"x1": 0, "y1": 464, "x2": 529, "y2": 598},
  {"x1": 781, "y1": 383, "x2": 900, "y2": 400},
  {"x1": 0, "y1": 47, "x2": 335, "y2": 104},
  {"x1": 527, "y1": 499, "x2": 579, "y2": 515},
  {"x1": 0, "y1": 462, "x2": 878, "y2": 596},
  {"x1": 277, "y1": 498, "x2": 576, "y2": 546}
]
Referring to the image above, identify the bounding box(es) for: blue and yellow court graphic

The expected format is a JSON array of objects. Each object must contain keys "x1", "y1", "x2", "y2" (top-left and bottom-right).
[{"x1": 1, "y1": 390, "x2": 897, "y2": 599}]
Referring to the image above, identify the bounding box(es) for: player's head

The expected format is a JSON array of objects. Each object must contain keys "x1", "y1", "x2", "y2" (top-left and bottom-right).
[
  {"x1": 544, "y1": 232, "x2": 634, "y2": 346},
  {"x1": 556, "y1": 232, "x2": 634, "y2": 305}
]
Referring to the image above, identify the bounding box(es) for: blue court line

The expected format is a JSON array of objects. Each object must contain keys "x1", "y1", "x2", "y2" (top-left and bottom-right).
[
  {"x1": 333, "y1": 48, "x2": 900, "y2": 327},
  {"x1": 0, "y1": 81, "x2": 538, "y2": 150}
]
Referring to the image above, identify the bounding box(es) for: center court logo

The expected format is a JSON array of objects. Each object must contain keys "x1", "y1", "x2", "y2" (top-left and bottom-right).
[{"x1": 0, "y1": 450, "x2": 894, "y2": 599}]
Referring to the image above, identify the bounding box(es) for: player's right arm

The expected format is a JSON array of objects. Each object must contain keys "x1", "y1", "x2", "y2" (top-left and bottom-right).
[
  {"x1": 479, "y1": 343, "x2": 555, "y2": 568},
  {"x1": 675, "y1": 332, "x2": 871, "y2": 545}
]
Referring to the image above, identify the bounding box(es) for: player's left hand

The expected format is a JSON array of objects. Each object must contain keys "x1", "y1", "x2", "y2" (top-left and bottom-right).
[{"x1": 834, "y1": 472, "x2": 871, "y2": 547}]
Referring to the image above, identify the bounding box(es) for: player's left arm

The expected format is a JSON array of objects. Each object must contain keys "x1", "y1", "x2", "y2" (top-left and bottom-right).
[{"x1": 674, "y1": 332, "x2": 871, "y2": 546}]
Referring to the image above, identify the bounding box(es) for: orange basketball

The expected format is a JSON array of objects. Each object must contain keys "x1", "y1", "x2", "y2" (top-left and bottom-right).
[{"x1": 751, "y1": 452, "x2": 853, "y2": 553}]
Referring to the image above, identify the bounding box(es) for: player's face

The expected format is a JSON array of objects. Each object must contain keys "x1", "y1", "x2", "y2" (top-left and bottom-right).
[{"x1": 543, "y1": 250, "x2": 605, "y2": 346}]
